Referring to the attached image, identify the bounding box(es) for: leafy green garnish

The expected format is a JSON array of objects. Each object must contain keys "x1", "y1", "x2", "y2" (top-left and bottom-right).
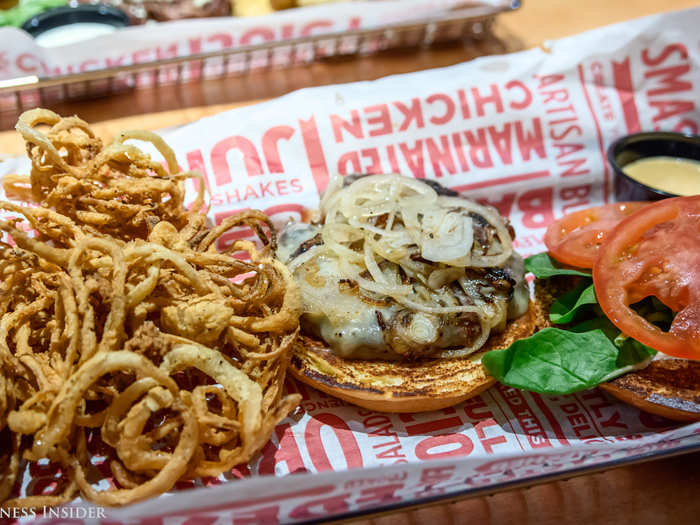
[
  {"x1": 549, "y1": 282, "x2": 597, "y2": 324},
  {"x1": 524, "y1": 253, "x2": 591, "y2": 279},
  {"x1": 482, "y1": 252, "x2": 660, "y2": 395},
  {"x1": 615, "y1": 337, "x2": 656, "y2": 370},
  {"x1": 572, "y1": 317, "x2": 656, "y2": 368},
  {"x1": 0, "y1": 0, "x2": 67, "y2": 28},
  {"x1": 482, "y1": 328, "x2": 620, "y2": 395}
]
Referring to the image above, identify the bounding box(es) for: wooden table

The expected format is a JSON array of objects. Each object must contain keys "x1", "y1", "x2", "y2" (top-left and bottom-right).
[{"x1": 1, "y1": 1, "x2": 699, "y2": 523}]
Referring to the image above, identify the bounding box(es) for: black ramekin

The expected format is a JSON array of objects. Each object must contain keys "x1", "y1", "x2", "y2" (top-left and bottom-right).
[
  {"x1": 21, "y1": 4, "x2": 129, "y2": 39},
  {"x1": 607, "y1": 131, "x2": 700, "y2": 201}
]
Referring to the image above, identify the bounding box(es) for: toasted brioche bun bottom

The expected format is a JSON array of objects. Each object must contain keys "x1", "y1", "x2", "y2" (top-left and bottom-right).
[
  {"x1": 290, "y1": 276, "x2": 700, "y2": 419},
  {"x1": 600, "y1": 359, "x2": 700, "y2": 422},
  {"x1": 289, "y1": 303, "x2": 537, "y2": 413}
]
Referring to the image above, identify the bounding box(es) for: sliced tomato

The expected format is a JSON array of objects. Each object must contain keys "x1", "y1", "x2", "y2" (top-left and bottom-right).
[
  {"x1": 593, "y1": 195, "x2": 700, "y2": 360},
  {"x1": 544, "y1": 202, "x2": 648, "y2": 268}
]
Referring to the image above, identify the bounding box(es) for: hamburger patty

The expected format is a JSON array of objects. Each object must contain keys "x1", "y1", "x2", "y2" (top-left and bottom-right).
[{"x1": 278, "y1": 177, "x2": 529, "y2": 360}]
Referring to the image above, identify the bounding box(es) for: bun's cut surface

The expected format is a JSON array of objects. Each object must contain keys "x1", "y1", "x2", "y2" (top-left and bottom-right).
[
  {"x1": 535, "y1": 276, "x2": 700, "y2": 422},
  {"x1": 600, "y1": 359, "x2": 700, "y2": 422},
  {"x1": 289, "y1": 303, "x2": 537, "y2": 413}
]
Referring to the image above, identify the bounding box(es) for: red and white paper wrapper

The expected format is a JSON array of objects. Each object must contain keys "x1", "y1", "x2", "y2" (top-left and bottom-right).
[
  {"x1": 0, "y1": 0, "x2": 507, "y2": 81},
  {"x1": 1, "y1": 7, "x2": 699, "y2": 524}
]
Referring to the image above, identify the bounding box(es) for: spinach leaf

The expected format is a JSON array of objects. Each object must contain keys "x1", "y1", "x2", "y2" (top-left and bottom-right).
[
  {"x1": 524, "y1": 253, "x2": 591, "y2": 279},
  {"x1": 482, "y1": 322, "x2": 656, "y2": 395},
  {"x1": 569, "y1": 316, "x2": 619, "y2": 339},
  {"x1": 482, "y1": 328, "x2": 619, "y2": 395},
  {"x1": 613, "y1": 335, "x2": 657, "y2": 369},
  {"x1": 549, "y1": 282, "x2": 597, "y2": 324},
  {"x1": 572, "y1": 317, "x2": 657, "y2": 368}
]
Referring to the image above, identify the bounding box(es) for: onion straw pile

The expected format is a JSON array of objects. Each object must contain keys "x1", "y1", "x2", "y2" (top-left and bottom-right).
[{"x1": 0, "y1": 109, "x2": 301, "y2": 508}]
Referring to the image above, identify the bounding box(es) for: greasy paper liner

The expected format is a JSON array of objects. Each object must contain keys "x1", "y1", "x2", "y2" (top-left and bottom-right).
[{"x1": 0, "y1": 6, "x2": 699, "y2": 524}]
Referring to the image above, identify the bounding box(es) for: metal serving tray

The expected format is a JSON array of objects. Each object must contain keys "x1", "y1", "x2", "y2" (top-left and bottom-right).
[{"x1": 0, "y1": 1, "x2": 520, "y2": 112}]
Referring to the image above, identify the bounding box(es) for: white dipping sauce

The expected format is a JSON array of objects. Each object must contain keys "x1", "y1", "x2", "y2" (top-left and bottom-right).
[{"x1": 35, "y1": 23, "x2": 118, "y2": 48}]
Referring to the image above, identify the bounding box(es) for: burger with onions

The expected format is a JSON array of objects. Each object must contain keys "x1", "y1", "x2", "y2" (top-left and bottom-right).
[{"x1": 277, "y1": 174, "x2": 536, "y2": 412}]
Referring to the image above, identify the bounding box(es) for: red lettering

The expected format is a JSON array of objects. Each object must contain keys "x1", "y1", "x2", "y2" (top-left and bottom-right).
[
  {"x1": 207, "y1": 33, "x2": 234, "y2": 48},
  {"x1": 16, "y1": 53, "x2": 40, "y2": 73},
  {"x1": 156, "y1": 44, "x2": 179, "y2": 60},
  {"x1": 427, "y1": 93, "x2": 456, "y2": 125},
  {"x1": 290, "y1": 178, "x2": 303, "y2": 192},
  {"x1": 537, "y1": 74, "x2": 565, "y2": 89},
  {"x1": 551, "y1": 124, "x2": 583, "y2": 141},
  {"x1": 457, "y1": 89, "x2": 471, "y2": 119},
  {"x1": 554, "y1": 142, "x2": 584, "y2": 160},
  {"x1": 259, "y1": 423, "x2": 307, "y2": 475},
  {"x1": 395, "y1": 98, "x2": 425, "y2": 131},
  {"x1": 79, "y1": 59, "x2": 98, "y2": 72},
  {"x1": 386, "y1": 144, "x2": 401, "y2": 172},
  {"x1": 331, "y1": 110, "x2": 363, "y2": 143},
  {"x1": 356, "y1": 484, "x2": 403, "y2": 509},
  {"x1": 420, "y1": 465, "x2": 455, "y2": 486},
  {"x1": 451, "y1": 133, "x2": 469, "y2": 172},
  {"x1": 262, "y1": 125, "x2": 295, "y2": 173},
  {"x1": 211, "y1": 136, "x2": 263, "y2": 184},
  {"x1": 289, "y1": 493, "x2": 350, "y2": 520},
  {"x1": 305, "y1": 413, "x2": 363, "y2": 471},
  {"x1": 375, "y1": 445, "x2": 405, "y2": 460},
  {"x1": 337, "y1": 151, "x2": 360, "y2": 175},
  {"x1": 506, "y1": 80, "x2": 532, "y2": 110},
  {"x1": 361, "y1": 148, "x2": 382, "y2": 174},
  {"x1": 426, "y1": 136, "x2": 456, "y2": 177},
  {"x1": 560, "y1": 184, "x2": 591, "y2": 213},
  {"x1": 399, "y1": 140, "x2": 425, "y2": 178},
  {"x1": 475, "y1": 419, "x2": 508, "y2": 454},
  {"x1": 560, "y1": 158, "x2": 590, "y2": 177},
  {"x1": 275, "y1": 179, "x2": 289, "y2": 195},
  {"x1": 471, "y1": 84, "x2": 504, "y2": 116},
  {"x1": 365, "y1": 104, "x2": 392, "y2": 137},
  {"x1": 515, "y1": 118, "x2": 546, "y2": 161},
  {"x1": 487, "y1": 123, "x2": 513, "y2": 164},
  {"x1": 232, "y1": 506, "x2": 280, "y2": 524},
  {"x1": 186, "y1": 149, "x2": 211, "y2": 195},
  {"x1": 518, "y1": 187, "x2": 554, "y2": 229},
  {"x1": 650, "y1": 99, "x2": 695, "y2": 123},
  {"x1": 464, "y1": 129, "x2": 493, "y2": 168},
  {"x1": 645, "y1": 64, "x2": 692, "y2": 96},
  {"x1": 404, "y1": 415, "x2": 462, "y2": 436},
  {"x1": 463, "y1": 396, "x2": 494, "y2": 421},
  {"x1": 106, "y1": 55, "x2": 126, "y2": 68},
  {"x1": 301, "y1": 20, "x2": 333, "y2": 36},
  {"x1": 299, "y1": 116, "x2": 330, "y2": 194},
  {"x1": 132, "y1": 49, "x2": 151, "y2": 64},
  {"x1": 641, "y1": 43, "x2": 688, "y2": 67},
  {"x1": 188, "y1": 38, "x2": 202, "y2": 54},
  {"x1": 601, "y1": 411, "x2": 627, "y2": 429},
  {"x1": 478, "y1": 192, "x2": 516, "y2": 217},
  {"x1": 568, "y1": 414, "x2": 588, "y2": 427},
  {"x1": 674, "y1": 119, "x2": 699, "y2": 134},
  {"x1": 415, "y1": 434, "x2": 474, "y2": 460}
]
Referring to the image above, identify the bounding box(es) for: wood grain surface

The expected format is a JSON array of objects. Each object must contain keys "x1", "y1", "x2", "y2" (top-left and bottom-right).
[
  {"x1": 0, "y1": 1, "x2": 699, "y2": 523},
  {"x1": 352, "y1": 452, "x2": 700, "y2": 525}
]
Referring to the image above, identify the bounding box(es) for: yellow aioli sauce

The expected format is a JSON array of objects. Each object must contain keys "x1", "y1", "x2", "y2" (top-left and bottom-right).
[{"x1": 623, "y1": 156, "x2": 700, "y2": 196}]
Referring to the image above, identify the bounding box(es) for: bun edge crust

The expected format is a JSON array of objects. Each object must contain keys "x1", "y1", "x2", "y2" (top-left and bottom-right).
[
  {"x1": 290, "y1": 276, "x2": 700, "y2": 419},
  {"x1": 289, "y1": 302, "x2": 538, "y2": 413}
]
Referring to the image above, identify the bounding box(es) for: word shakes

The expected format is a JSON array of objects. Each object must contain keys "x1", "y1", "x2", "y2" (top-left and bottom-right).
[{"x1": 184, "y1": 117, "x2": 328, "y2": 202}]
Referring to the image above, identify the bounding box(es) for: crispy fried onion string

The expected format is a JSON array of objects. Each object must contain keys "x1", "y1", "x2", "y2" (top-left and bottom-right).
[{"x1": 0, "y1": 109, "x2": 302, "y2": 509}]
